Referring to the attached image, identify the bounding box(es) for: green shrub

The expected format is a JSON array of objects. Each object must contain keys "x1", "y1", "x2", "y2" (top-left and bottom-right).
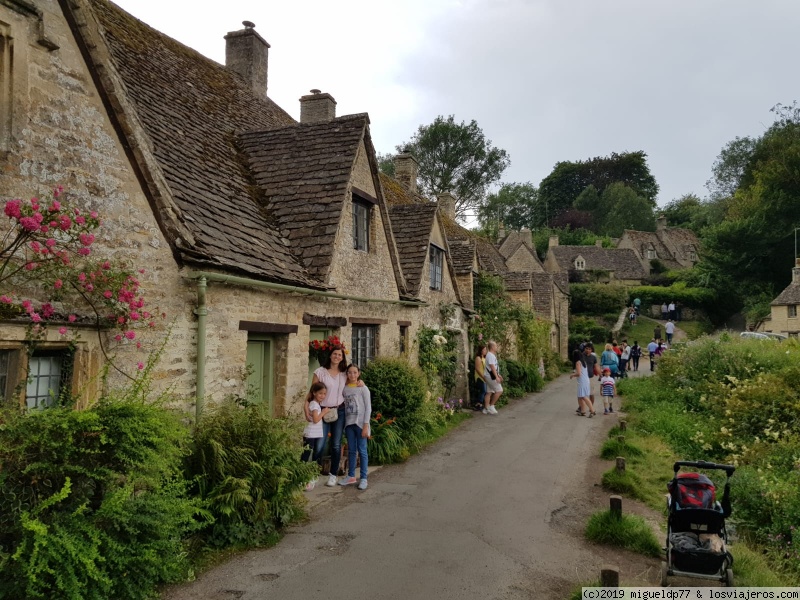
[
  {"x1": 0, "y1": 400, "x2": 203, "y2": 600},
  {"x1": 600, "y1": 437, "x2": 644, "y2": 460},
  {"x1": 601, "y1": 467, "x2": 647, "y2": 501},
  {"x1": 367, "y1": 413, "x2": 407, "y2": 464},
  {"x1": 570, "y1": 283, "x2": 628, "y2": 315},
  {"x1": 585, "y1": 510, "x2": 661, "y2": 557},
  {"x1": 362, "y1": 357, "x2": 427, "y2": 433},
  {"x1": 502, "y1": 358, "x2": 544, "y2": 394},
  {"x1": 187, "y1": 400, "x2": 316, "y2": 548},
  {"x1": 627, "y1": 284, "x2": 715, "y2": 312}
]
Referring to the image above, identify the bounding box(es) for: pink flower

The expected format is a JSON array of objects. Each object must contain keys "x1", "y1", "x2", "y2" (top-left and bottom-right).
[
  {"x1": 78, "y1": 273, "x2": 86, "y2": 282},
  {"x1": 114, "y1": 334, "x2": 122, "y2": 342},
  {"x1": 41, "y1": 303, "x2": 54, "y2": 318},
  {"x1": 49, "y1": 200, "x2": 61, "y2": 212},
  {"x1": 102, "y1": 261, "x2": 111, "y2": 270},
  {"x1": 59, "y1": 327, "x2": 67, "y2": 335},
  {"x1": 103, "y1": 290, "x2": 113, "y2": 299},
  {"x1": 19, "y1": 217, "x2": 38, "y2": 231},
  {"x1": 59, "y1": 215, "x2": 72, "y2": 230},
  {"x1": 137, "y1": 362, "x2": 144, "y2": 370},
  {"x1": 24, "y1": 262, "x2": 37, "y2": 271},
  {"x1": 136, "y1": 341, "x2": 142, "y2": 349},
  {"x1": 39, "y1": 225, "x2": 49, "y2": 234},
  {"x1": 130, "y1": 312, "x2": 140, "y2": 321},
  {"x1": 68, "y1": 314, "x2": 76, "y2": 322},
  {"x1": 85, "y1": 283, "x2": 94, "y2": 292},
  {"x1": 54, "y1": 279, "x2": 63, "y2": 290},
  {"x1": 117, "y1": 316, "x2": 126, "y2": 324},
  {"x1": 90, "y1": 211, "x2": 98, "y2": 219},
  {"x1": 29, "y1": 241, "x2": 41, "y2": 253},
  {"x1": 75, "y1": 216, "x2": 86, "y2": 225},
  {"x1": 124, "y1": 331, "x2": 135, "y2": 340},
  {"x1": 77, "y1": 247, "x2": 91, "y2": 256},
  {"x1": 22, "y1": 300, "x2": 32, "y2": 310},
  {"x1": 4, "y1": 199, "x2": 21, "y2": 218},
  {"x1": 79, "y1": 233, "x2": 94, "y2": 246},
  {"x1": 45, "y1": 238, "x2": 56, "y2": 248},
  {"x1": 30, "y1": 313, "x2": 41, "y2": 323},
  {"x1": 148, "y1": 321, "x2": 155, "y2": 328},
  {"x1": 0, "y1": 295, "x2": 11, "y2": 304},
  {"x1": 53, "y1": 186, "x2": 63, "y2": 198}
]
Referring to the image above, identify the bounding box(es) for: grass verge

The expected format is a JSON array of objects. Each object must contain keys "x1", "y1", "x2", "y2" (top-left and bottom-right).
[{"x1": 585, "y1": 510, "x2": 661, "y2": 557}]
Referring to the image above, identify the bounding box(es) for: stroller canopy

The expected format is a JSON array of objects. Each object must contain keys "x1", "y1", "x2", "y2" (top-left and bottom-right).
[{"x1": 668, "y1": 473, "x2": 716, "y2": 509}]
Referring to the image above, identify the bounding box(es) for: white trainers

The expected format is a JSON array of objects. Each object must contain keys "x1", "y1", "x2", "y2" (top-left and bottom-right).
[
  {"x1": 305, "y1": 479, "x2": 316, "y2": 492},
  {"x1": 325, "y1": 474, "x2": 337, "y2": 487},
  {"x1": 482, "y1": 408, "x2": 489, "y2": 415},
  {"x1": 357, "y1": 479, "x2": 368, "y2": 490},
  {"x1": 488, "y1": 405, "x2": 498, "y2": 415}
]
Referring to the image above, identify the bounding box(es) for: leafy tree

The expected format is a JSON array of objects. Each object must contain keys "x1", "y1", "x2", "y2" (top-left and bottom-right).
[
  {"x1": 396, "y1": 115, "x2": 510, "y2": 219},
  {"x1": 539, "y1": 151, "x2": 659, "y2": 224},
  {"x1": 706, "y1": 136, "x2": 758, "y2": 201},
  {"x1": 598, "y1": 183, "x2": 656, "y2": 237},
  {"x1": 476, "y1": 182, "x2": 539, "y2": 231},
  {"x1": 532, "y1": 227, "x2": 610, "y2": 259},
  {"x1": 661, "y1": 193, "x2": 713, "y2": 232},
  {"x1": 376, "y1": 152, "x2": 395, "y2": 177}
]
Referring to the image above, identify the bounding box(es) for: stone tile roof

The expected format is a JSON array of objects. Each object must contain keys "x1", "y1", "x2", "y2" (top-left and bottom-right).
[
  {"x1": 531, "y1": 272, "x2": 554, "y2": 315},
  {"x1": 552, "y1": 272, "x2": 570, "y2": 295},
  {"x1": 772, "y1": 282, "x2": 800, "y2": 305},
  {"x1": 449, "y1": 239, "x2": 477, "y2": 274},
  {"x1": 621, "y1": 230, "x2": 681, "y2": 270},
  {"x1": 549, "y1": 246, "x2": 646, "y2": 279},
  {"x1": 387, "y1": 203, "x2": 438, "y2": 297},
  {"x1": 502, "y1": 272, "x2": 532, "y2": 291},
  {"x1": 238, "y1": 115, "x2": 368, "y2": 280},
  {"x1": 84, "y1": 0, "x2": 322, "y2": 287},
  {"x1": 660, "y1": 227, "x2": 700, "y2": 261}
]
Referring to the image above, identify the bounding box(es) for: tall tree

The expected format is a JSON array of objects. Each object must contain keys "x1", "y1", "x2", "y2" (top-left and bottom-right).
[
  {"x1": 376, "y1": 152, "x2": 396, "y2": 177},
  {"x1": 476, "y1": 182, "x2": 539, "y2": 231},
  {"x1": 397, "y1": 115, "x2": 510, "y2": 219},
  {"x1": 661, "y1": 193, "x2": 713, "y2": 233},
  {"x1": 539, "y1": 151, "x2": 659, "y2": 223}
]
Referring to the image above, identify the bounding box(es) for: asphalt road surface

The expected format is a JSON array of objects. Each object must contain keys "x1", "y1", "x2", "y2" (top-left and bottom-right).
[{"x1": 164, "y1": 374, "x2": 615, "y2": 600}]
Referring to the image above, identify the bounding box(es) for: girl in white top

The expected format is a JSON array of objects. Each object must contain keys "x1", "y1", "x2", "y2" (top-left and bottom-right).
[{"x1": 302, "y1": 382, "x2": 331, "y2": 491}]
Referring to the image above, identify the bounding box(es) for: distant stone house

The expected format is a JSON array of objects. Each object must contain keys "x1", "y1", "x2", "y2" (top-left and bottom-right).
[
  {"x1": 762, "y1": 259, "x2": 800, "y2": 337},
  {"x1": 0, "y1": 0, "x2": 470, "y2": 413},
  {"x1": 543, "y1": 236, "x2": 646, "y2": 285},
  {"x1": 616, "y1": 216, "x2": 700, "y2": 275},
  {"x1": 497, "y1": 229, "x2": 544, "y2": 273}
]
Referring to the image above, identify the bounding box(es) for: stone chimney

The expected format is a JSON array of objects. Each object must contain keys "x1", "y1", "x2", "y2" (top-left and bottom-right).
[
  {"x1": 520, "y1": 228, "x2": 533, "y2": 249},
  {"x1": 394, "y1": 152, "x2": 418, "y2": 193},
  {"x1": 299, "y1": 89, "x2": 337, "y2": 123},
  {"x1": 548, "y1": 235, "x2": 559, "y2": 248},
  {"x1": 595, "y1": 239, "x2": 603, "y2": 248},
  {"x1": 656, "y1": 215, "x2": 667, "y2": 231},
  {"x1": 225, "y1": 21, "x2": 269, "y2": 97},
  {"x1": 437, "y1": 192, "x2": 457, "y2": 221},
  {"x1": 498, "y1": 223, "x2": 506, "y2": 241},
  {"x1": 793, "y1": 258, "x2": 800, "y2": 283}
]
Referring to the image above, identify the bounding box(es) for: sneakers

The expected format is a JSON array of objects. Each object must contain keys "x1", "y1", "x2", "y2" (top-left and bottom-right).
[
  {"x1": 357, "y1": 479, "x2": 368, "y2": 490},
  {"x1": 339, "y1": 476, "x2": 357, "y2": 486},
  {"x1": 587, "y1": 412, "x2": 594, "y2": 418},
  {"x1": 482, "y1": 408, "x2": 489, "y2": 415},
  {"x1": 609, "y1": 405, "x2": 614, "y2": 413},
  {"x1": 325, "y1": 474, "x2": 338, "y2": 487},
  {"x1": 603, "y1": 409, "x2": 609, "y2": 415},
  {"x1": 305, "y1": 479, "x2": 316, "y2": 492},
  {"x1": 488, "y1": 405, "x2": 498, "y2": 415}
]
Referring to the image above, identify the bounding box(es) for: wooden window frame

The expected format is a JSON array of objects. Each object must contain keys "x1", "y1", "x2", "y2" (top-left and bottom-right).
[
  {"x1": 429, "y1": 244, "x2": 444, "y2": 290},
  {"x1": 352, "y1": 200, "x2": 371, "y2": 252},
  {"x1": 351, "y1": 325, "x2": 377, "y2": 368}
]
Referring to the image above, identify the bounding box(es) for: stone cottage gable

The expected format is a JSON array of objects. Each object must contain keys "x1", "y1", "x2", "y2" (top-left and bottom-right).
[
  {"x1": 546, "y1": 246, "x2": 646, "y2": 280},
  {"x1": 618, "y1": 230, "x2": 679, "y2": 270},
  {"x1": 238, "y1": 115, "x2": 392, "y2": 284},
  {"x1": 450, "y1": 239, "x2": 477, "y2": 275},
  {"x1": 659, "y1": 226, "x2": 700, "y2": 265},
  {"x1": 497, "y1": 230, "x2": 544, "y2": 273},
  {"x1": 772, "y1": 282, "x2": 800, "y2": 306},
  {"x1": 69, "y1": 0, "x2": 319, "y2": 287},
  {"x1": 388, "y1": 203, "x2": 438, "y2": 297}
]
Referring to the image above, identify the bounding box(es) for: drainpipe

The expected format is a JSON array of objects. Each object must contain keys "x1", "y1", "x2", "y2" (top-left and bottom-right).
[{"x1": 194, "y1": 276, "x2": 208, "y2": 423}]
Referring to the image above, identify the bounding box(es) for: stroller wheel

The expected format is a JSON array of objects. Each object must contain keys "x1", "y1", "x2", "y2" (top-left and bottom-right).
[
  {"x1": 660, "y1": 561, "x2": 669, "y2": 587},
  {"x1": 725, "y1": 568, "x2": 734, "y2": 587}
]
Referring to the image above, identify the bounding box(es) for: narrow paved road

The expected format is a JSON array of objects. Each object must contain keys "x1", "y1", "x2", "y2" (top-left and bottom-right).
[{"x1": 165, "y1": 374, "x2": 617, "y2": 600}]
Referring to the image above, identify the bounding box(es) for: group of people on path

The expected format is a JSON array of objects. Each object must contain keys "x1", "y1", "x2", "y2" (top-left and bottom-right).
[
  {"x1": 473, "y1": 341, "x2": 504, "y2": 415},
  {"x1": 302, "y1": 346, "x2": 372, "y2": 491}
]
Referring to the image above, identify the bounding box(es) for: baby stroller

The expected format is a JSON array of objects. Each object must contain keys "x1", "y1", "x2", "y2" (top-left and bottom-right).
[{"x1": 661, "y1": 460, "x2": 735, "y2": 587}]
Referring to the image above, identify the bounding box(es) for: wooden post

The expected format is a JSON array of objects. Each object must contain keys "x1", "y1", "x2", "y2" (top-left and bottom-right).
[
  {"x1": 601, "y1": 566, "x2": 620, "y2": 587},
  {"x1": 617, "y1": 435, "x2": 625, "y2": 444},
  {"x1": 610, "y1": 495, "x2": 623, "y2": 518},
  {"x1": 619, "y1": 420, "x2": 627, "y2": 431},
  {"x1": 616, "y1": 456, "x2": 626, "y2": 473}
]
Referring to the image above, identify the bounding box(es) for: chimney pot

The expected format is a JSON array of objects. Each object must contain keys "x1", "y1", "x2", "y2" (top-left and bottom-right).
[
  {"x1": 299, "y1": 90, "x2": 337, "y2": 123},
  {"x1": 437, "y1": 192, "x2": 457, "y2": 221},
  {"x1": 225, "y1": 23, "x2": 270, "y2": 97},
  {"x1": 548, "y1": 235, "x2": 559, "y2": 248},
  {"x1": 394, "y1": 152, "x2": 419, "y2": 193},
  {"x1": 520, "y1": 228, "x2": 533, "y2": 249}
]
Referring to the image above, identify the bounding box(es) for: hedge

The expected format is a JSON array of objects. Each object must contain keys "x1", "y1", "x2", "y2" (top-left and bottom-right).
[{"x1": 570, "y1": 284, "x2": 628, "y2": 315}]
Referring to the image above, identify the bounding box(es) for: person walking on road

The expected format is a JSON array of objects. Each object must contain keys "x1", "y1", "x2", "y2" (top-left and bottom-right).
[
  {"x1": 483, "y1": 341, "x2": 503, "y2": 415},
  {"x1": 570, "y1": 350, "x2": 593, "y2": 417},
  {"x1": 630, "y1": 341, "x2": 642, "y2": 372},
  {"x1": 647, "y1": 339, "x2": 658, "y2": 372},
  {"x1": 654, "y1": 324, "x2": 662, "y2": 342},
  {"x1": 669, "y1": 301, "x2": 677, "y2": 321},
  {"x1": 665, "y1": 319, "x2": 675, "y2": 344},
  {"x1": 582, "y1": 343, "x2": 599, "y2": 411},
  {"x1": 619, "y1": 341, "x2": 631, "y2": 377},
  {"x1": 473, "y1": 345, "x2": 487, "y2": 411},
  {"x1": 661, "y1": 302, "x2": 668, "y2": 320}
]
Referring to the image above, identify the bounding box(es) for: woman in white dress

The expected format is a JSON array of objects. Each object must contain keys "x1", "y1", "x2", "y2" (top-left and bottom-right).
[{"x1": 570, "y1": 350, "x2": 594, "y2": 417}]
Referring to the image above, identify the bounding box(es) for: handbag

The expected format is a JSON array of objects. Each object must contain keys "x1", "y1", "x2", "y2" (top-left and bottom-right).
[{"x1": 322, "y1": 406, "x2": 339, "y2": 423}]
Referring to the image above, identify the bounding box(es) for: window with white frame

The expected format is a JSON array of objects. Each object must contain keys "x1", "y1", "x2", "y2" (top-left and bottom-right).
[
  {"x1": 789, "y1": 305, "x2": 797, "y2": 318},
  {"x1": 351, "y1": 325, "x2": 377, "y2": 367},
  {"x1": 646, "y1": 248, "x2": 657, "y2": 259},
  {"x1": 352, "y1": 200, "x2": 370, "y2": 251},
  {"x1": 574, "y1": 257, "x2": 585, "y2": 270},
  {"x1": 429, "y1": 244, "x2": 444, "y2": 290}
]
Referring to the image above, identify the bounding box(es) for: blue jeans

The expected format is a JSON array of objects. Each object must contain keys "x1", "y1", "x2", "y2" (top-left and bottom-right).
[
  {"x1": 301, "y1": 436, "x2": 325, "y2": 464},
  {"x1": 345, "y1": 424, "x2": 368, "y2": 480},
  {"x1": 321, "y1": 406, "x2": 345, "y2": 476}
]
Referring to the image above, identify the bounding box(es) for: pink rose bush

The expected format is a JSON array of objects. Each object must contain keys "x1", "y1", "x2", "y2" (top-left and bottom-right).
[{"x1": 1, "y1": 187, "x2": 159, "y2": 369}]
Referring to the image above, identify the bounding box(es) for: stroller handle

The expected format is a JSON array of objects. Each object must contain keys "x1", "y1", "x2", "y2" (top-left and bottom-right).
[{"x1": 673, "y1": 460, "x2": 735, "y2": 477}]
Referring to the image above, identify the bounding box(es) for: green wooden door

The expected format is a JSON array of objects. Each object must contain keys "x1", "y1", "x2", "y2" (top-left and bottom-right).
[{"x1": 246, "y1": 337, "x2": 274, "y2": 414}]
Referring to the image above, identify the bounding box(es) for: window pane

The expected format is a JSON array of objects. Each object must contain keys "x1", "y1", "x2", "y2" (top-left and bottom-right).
[{"x1": 26, "y1": 355, "x2": 62, "y2": 409}]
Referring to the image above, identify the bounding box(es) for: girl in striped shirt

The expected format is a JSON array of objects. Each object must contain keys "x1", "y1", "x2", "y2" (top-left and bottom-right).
[{"x1": 600, "y1": 368, "x2": 617, "y2": 415}]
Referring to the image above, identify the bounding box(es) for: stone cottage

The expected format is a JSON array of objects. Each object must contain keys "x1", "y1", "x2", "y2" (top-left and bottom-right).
[
  {"x1": 543, "y1": 236, "x2": 646, "y2": 285},
  {"x1": 761, "y1": 259, "x2": 800, "y2": 337},
  {"x1": 0, "y1": 0, "x2": 470, "y2": 414},
  {"x1": 616, "y1": 216, "x2": 701, "y2": 275}
]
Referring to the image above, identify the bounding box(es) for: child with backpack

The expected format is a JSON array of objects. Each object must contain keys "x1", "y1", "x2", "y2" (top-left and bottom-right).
[
  {"x1": 301, "y1": 382, "x2": 331, "y2": 491},
  {"x1": 600, "y1": 368, "x2": 617, "y2": 415}
]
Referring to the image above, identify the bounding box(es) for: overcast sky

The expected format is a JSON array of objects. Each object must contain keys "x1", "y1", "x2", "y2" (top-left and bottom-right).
[{"x1": 112, "y1": 0, "x2": 800, "y2": 216}]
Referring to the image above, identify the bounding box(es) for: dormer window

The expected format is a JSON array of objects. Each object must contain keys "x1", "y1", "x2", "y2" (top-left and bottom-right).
[
  {"x1": 429, "y1": 244, "x2": 444, "y2": 290},
  {"x1": 574, "y1": 257, "x2": 585, "y2": 270},
  {"x1": 646, "y1": 247, "x2": 657, "y2": 259},
  {"x1": 352, "y1": 199, "x2": 370, "y2": 251},
  {"x1": 688, "y1": 251, "x2": 697, "y2": 261}
]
